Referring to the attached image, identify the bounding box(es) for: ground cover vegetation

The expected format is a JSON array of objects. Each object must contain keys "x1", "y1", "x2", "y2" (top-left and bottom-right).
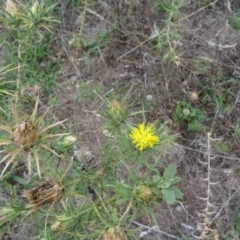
[{"x1": 0, "y1": 0, "x2": 240, "y2": 239}]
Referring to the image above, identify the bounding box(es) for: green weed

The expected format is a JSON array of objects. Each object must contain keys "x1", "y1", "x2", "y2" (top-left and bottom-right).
[
  {"x1": 199, "y1": 75, "x2": 235, "y2": 114},
  {"x1": 77, "y1": 79, "x2": 102, "y2": 101},
  {"x1": 172, "y1": 100, "x2": 207, "y2": 131},
  {"x1": 154, "y1": 0, "x2": 184, "y2": 62},
  {"x1": 215, "y1": 141, "x2": 229, "y2": 153},
  {"x1": 228, "y1": 11, "x2": 240, "y2": 30}
]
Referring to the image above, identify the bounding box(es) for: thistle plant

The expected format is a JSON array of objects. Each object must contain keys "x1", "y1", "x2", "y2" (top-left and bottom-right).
[
  {"x1": 0, "y1": 96, "x2": 69, "y2": 178},
  {"x1": 154, "y1": 0, "x2": 185, "y2": 62},
  {"x1": 0, "y1": 96, "x2": 183, "y2": 239},
  {"x1": 1, "y1": 0, "x2": 58, "y2": 34},
  {"x1": 0, "y1": 0, "x2": 59, "y2": 95}
]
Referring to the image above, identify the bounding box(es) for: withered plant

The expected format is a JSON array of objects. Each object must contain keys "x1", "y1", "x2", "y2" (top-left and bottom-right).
[
  {"x1": 23, "y1": 180, "x2": 63, "y2": 213},
  {"x1": 193, "y1": 132, "x2": 219, "y2": 240},
  {"x1": 0, "y1": 96, "x2": 68, "y2": 178}
]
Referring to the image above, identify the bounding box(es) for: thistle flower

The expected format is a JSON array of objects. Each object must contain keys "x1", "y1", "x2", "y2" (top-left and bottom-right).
[
  {"x1": 136, "y1": 185, "x2": 153, "y2": 202},
  {"x1": 129, "y1": 122, "x2": 159, "y2": 151},
  {"x1": 101, "y1": 226, "x2": 127, "y2": 240},
  {"x1": 23, "y1": 180, "x2": 63, "y2": 212}
]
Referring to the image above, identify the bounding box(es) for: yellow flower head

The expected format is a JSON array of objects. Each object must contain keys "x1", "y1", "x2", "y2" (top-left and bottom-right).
[{"x1": 129, "y1": 122, "x2": 159, "y2": 151}]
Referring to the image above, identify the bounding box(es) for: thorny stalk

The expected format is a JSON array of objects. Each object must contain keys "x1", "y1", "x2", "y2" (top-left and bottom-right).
[{"x1": 194, "y1": 132, "x2": 219, "y2": 239}]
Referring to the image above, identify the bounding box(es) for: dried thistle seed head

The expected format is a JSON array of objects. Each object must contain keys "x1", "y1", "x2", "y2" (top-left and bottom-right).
[
  {"x1": 5, "y1": 0, "x2": 18, "y2": 16},
  {"x1": 12, "y1": 119, "x2": 37, "y2": 147},
  {"x1": 23, "y1": 180, "x2": 63, "y2": 211},
  {"x1": 174, "y1": 56, "x2": 181, "y2": 66},
  {"x1": 101, "y1": 226, "x2": 127, "y2": 240},
  {"x1": 136, "y1": 185, "x2": 153, "y2": 202}
]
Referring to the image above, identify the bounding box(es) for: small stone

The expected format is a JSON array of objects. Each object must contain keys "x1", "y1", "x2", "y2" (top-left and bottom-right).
[{"x1": 176, "y1": 205, "x2": 183, "y2": 212}]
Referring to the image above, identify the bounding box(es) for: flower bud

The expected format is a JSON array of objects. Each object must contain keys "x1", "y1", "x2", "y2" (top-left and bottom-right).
[
  {"x1": 108, "y1": 99, "x2": 126, "y2": 124},
  {"x1": 101, "y1": 226, "x2": 127, "y2": 240},
  {"x1": 51, "y1": 214, "x2": 73, "y2": 232},
  {"x1": 136, "y1": 185, "x2": 153, "y2": 202},
  {"x1": 0, "y1": 205, "x2": 15, "y2": 223},
  {"x1": 30, "y1": 1, "x2": 40, "y2": 15},
  {"x1": 51, "y1": 221, "x2": 66, "y2": 232},
  {"x1": 54, "y1": 135, "x2": 77, "y2": 153},
  {"x1": 5, "y1": 0, "x2": 18, "y2": 16}
]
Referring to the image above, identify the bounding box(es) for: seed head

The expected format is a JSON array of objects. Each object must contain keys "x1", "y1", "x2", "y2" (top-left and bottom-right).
[
  {"x1": 12, "y1": 119, "x2": 37, "y2": 147},
  {"x1": 23, "y1": 180, "x2": 63, "y2": 211},
  {"x1": 189, "y1": 91, "x2": 199, "y2": 101},
  {"x1": 54, "y1": 135, "x2": 77, "y2": 153},
  {"x1": 101, "y1": 226, "x2": 127, "y2": 240},
  {"x1": 183, "y1": 109, "x2": 190, "y2": 116},
  {"x1": 174, "y1": 56, "x2": 181, "y2": 66},
  {"x1": 136, "y1": 185, "x2": 153, "y2": 202}
]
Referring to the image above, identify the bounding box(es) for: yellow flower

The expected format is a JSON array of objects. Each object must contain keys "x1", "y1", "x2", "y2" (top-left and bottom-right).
[{"x1": 129, "y1": 123, "x2": 159, "y2": 151}]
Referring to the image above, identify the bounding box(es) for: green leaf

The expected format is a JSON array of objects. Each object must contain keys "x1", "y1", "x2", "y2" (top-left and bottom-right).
[
  {"x1": 152, "y1": 187, "x2": 159, "y2": 195},
  {"x1": 161, "y1": 188, "x2": 175, "y2": 204},
  {"x1": 170, "y1": 177, "x2": 181, "y2": 184},
  {"x1": 170, "y1": 187, "x2": 184, "y2": 199},
  {"x1": 163, "y1": 164, "x2": 177, "y2": 180},
  {"x1": 153, "y1": 175, "x2": 161, "y2": 183},
  {"x1": 11, "y1": 175, "x2": 29, "y2": 185}
]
